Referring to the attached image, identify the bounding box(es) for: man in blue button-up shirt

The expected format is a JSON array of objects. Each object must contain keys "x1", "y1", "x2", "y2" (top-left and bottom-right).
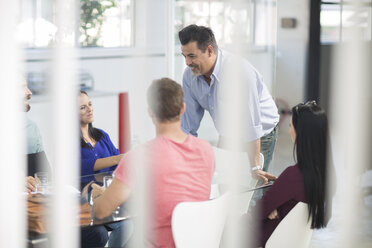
[{"x1": 179, "y1": 24, "x2": 279, "y2": 182}]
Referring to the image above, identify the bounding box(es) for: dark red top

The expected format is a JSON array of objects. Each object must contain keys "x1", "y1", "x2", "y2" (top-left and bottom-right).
[{"x1": 256, "y1": 165, "x2": 308, "y2": 246}]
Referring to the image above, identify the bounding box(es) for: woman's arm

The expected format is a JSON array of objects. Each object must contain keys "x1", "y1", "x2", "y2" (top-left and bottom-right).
[
  {"x1": 81, "y1": 130, "x2": 123, "y2": 172},
  {"x1": 92, "y1": 130, "x2": 123, "y2": 171},
  {"x1": 93, "y1": 154, "x2": 124, "y2": 171},
  {"x1": 256, "y1": 166, "x2": 300, "y2": 219}
]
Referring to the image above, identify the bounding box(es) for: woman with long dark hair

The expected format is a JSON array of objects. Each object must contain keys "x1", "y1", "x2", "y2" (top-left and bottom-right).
[
  {"x1": 246, "y1": 101, "x2": 335, "y2": 247},
  {"x1": 79, "y1": 90, "x2": 124, "y2": 176}
]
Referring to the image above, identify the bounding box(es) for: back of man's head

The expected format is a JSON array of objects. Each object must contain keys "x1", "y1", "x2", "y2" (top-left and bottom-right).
[
  {"x1": 147, "y1": 78, "x2": 184, "y2": 122},
  {"x1": 178, "y1": 24, "x2": 218, "y2": 54}
]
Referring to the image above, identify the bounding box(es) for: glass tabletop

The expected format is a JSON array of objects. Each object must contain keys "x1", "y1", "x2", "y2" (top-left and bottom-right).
[
  {"x1": 80, "y1": 170, "x2": 115, "y2": 190},
  {"x1": 239, "y1": 180, "x2": 274, "y2": 192},
  {"x1": 27, "y1": 170, "x2": 132, "y2": 245},
  {"x1": 27, "y1": 170, "x2": 130, "y2": 236},
  {"x1": 28, "y1": 170, "x2": 273, "y2": 236},
  {"x1": 80, "y1": 170, "x2": 132, "y2": 227}
]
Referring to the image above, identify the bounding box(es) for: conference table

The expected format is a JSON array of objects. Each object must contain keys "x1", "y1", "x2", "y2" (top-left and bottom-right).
[
  {"x1": 27, "y1": 171, "x2": 273, "y2": 247},
  {"x1": 27, "y1": 170, "x2": 130, "y2": 247}
]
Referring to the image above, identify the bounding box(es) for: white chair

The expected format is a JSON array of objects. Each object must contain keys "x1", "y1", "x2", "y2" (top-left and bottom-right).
[
  {"x1": 265, "y1": 202, "x2": 313, "y2": 248},
  {"x1": 171, "y1": 193, "x2": 230, "y2": 248},
  {"x1": 209, "y1": 183, "x2": 220, "y2": 199}
]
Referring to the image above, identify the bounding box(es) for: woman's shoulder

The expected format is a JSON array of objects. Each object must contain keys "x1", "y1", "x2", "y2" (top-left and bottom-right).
[
  {"x1": 94, "y1": 128, "x2": 109, "y2": 138},
  {"x1": 94, "y1": 127, "x2": 105, "y2": 134},
  {"x1": 279, "y1": 164, "x2": 301, "y2": 178},
  {"x1": 271, "y1": 165, "x2": 303, "y2": 191},
  {"x1": 91, "y1": 128, "x2": 113, "y2": 145}
]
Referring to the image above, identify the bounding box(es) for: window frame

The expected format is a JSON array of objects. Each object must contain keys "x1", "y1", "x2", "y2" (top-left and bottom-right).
[
  {"x1": 320, "y1": 0, "x2": 372, "y2": 43},
  {"x1": 23, "y1": 0, "x2": 136, "y2": 61},
  {"x1": 174, "y1": 0, "x2": 276, "y2": 53}
]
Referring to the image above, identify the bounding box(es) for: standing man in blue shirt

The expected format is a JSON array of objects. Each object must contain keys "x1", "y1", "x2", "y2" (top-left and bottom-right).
[{"x1": 178, "y1": 24, "x2": 279, "y2": 183}]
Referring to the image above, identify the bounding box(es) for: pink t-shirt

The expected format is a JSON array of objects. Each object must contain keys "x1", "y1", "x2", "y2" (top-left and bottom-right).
[{"x1": 114, "y1": 135, "x2": 215, "y2": 248}]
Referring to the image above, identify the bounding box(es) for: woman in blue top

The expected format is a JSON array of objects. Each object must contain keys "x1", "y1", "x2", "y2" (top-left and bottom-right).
[
  {"x1": 79, "y1": 90, "x2": 133, "y2": 247},
  {"x1": 79, "y1": 90, "x2": 123, "y2": 176}
]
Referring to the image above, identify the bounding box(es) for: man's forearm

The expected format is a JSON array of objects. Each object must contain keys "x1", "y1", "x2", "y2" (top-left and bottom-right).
[
  {"x1": 247, "y1": 139, "x2": 260, "y2": 167},
  {"x1": 247, "y1": 139, "x2": 277, "y2": 182}
]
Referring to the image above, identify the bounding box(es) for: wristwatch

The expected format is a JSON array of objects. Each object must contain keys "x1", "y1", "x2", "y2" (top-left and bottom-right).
[{"x1": 251, "y1": 165, "x2": 263, "y2": 171}]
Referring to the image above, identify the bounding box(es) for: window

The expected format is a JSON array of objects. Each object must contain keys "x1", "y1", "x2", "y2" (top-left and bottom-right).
[
  {"x1": 175, "y1": 0, "x2": 277, "y2": 49},
  {"x1": 254, "y1": 0, "x2": 277, "y2": 46},
  {"x1": 320, "y1": 1, "x2": 372, "y2": 43},
  {"x1": 17, "y1": 0, "x2": 133, "y2": 48}
]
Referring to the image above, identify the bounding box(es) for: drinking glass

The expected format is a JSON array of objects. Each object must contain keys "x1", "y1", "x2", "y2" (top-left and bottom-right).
[
  {"x1": 103, "y1": 176, "x2": 113, "y2": 188},
  {"x1": 103, "y1": 175, "x2": 120, "y2": 214},
  {"x1": 34, "y1": 172, "x2": 48, "y2": 194}
]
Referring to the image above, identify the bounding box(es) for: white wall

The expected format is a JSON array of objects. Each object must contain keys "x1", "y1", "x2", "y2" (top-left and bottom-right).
[
  {"x1": 28, "y1": 93, "x2": 118, "y2": 159},
  {"x1": 24, "y1": 0, "x2": 310, "y2": 151},
  {"x1": 274, "y1": 0, "x2": 309, "y2": 107}
]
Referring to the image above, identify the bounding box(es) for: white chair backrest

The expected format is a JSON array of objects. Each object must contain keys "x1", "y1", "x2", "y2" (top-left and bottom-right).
[
  {"x1": 209, "y1": 183, "x2": 220, "y2": 199},
  {"x1": 171, "y1": 193, "x2": 230, "y2": 248},
  {"x1": 266, "y1": 202, "x2": 313, "y2": 248}
]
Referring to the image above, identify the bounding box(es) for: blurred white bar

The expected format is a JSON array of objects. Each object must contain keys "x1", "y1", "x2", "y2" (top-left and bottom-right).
[
  {"x1": 0, "y1": 1, "x2": 26, "y2": 247},
  {"x1": 126, "y1": 1, "x2": 151, "y2": 247},
  {"x1": 166, "y1": 0, "x2": 175, "y2": 79},
  {"x1": 50, "y1": 0, "x2": 79, "y2": 247},
  {"x1": 219, "y1": 0, "x2": 254, "y2": 246},
  {"x1": 329, "y1": 2, "x2": 371, "y2": 247}
]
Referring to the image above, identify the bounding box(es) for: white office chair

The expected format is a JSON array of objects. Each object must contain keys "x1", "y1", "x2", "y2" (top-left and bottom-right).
[
  {"x1": 265, "y1": 202, "x2": 313, "y2": 248},
  {"x1": 171, "y1": 193, "x2": 230, "y2": 248}
]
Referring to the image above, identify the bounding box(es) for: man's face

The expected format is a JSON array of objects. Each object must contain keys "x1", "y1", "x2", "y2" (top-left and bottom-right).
[
  {"x1": 23, "y1": 83, "x2": 32, "y2": 112},
  {"x1": 181, "y1": 41, "x2": 214, "y2": 76}
]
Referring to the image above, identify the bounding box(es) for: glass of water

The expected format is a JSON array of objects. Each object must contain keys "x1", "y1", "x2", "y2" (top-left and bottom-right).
[
  {"x1": 103, "y1": 175, "x2": 120, "y2": 214},
  {"x1": 34, "y1": 172, "x2": 48, "y2": 194},
  {"x1": 103, "y1": 176, "x2": 113, "y2": 188}
]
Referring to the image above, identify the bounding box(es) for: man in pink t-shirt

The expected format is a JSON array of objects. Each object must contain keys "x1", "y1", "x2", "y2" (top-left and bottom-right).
[{"x1": 91, "y1": 78, "x2": 215, "y2": 247}]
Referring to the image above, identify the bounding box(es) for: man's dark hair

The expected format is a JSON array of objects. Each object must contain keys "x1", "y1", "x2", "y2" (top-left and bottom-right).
[
  {"x1": 178, "y1": 24, "x2": 218, "y2": 55},
  {"x1": 147, "y1": 78, "x2": 184, "y2": 122}
]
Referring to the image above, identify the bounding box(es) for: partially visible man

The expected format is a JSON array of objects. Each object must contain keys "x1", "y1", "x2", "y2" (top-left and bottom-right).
[
  {"x1": 178, "y1": 24, "x2": 279, "y2": 183},
  {"x1": 91, "y1": 78, "x2": 215, "y2": 248},
  {"x1": 22, "y1": 79, "x2": 109, "y2": 248},
  {"x1": 23, "y1": 80, "x2": 48, "y2": 192}
]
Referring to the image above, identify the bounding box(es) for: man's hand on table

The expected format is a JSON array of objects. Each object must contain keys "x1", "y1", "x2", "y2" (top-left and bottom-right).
[
  {"x1": 252, "y1": 169, "x2": 277, "y2": 183},
  {"x1": 26, "y1": 176, "x2": 40, "y2": 193},
  {"x1": 91, "y1": 183, "x2": 105, "y2": 203}
]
